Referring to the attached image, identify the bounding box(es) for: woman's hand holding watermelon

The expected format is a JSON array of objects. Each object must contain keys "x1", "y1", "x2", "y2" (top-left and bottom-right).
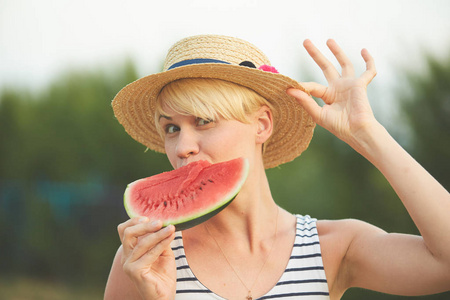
[{"x1": 117, "y1": 217, "x2": 177, "y2": 300}]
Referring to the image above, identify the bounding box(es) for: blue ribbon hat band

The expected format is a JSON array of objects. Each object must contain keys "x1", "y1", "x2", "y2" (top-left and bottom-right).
[{"x1": 168, "y1": 58, "x2": 231, "y2": 70}]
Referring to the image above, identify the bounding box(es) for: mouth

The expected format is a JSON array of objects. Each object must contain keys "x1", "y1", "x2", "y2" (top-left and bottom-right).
[{"x1": 177, "y1": 159, "x2": 211, "y2": 169}]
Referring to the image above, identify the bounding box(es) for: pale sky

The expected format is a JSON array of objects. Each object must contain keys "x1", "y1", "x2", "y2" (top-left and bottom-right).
[{"x1": 1, "y1": 0, "x2": 450, "y2": 105}]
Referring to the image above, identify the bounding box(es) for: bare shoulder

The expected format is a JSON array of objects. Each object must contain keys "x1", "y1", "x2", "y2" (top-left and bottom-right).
[
  {"x1": 318, "y1": 218, "x2": 385, "y2": 239},
  {"x1": 318, "y1": 219, "x2": 450, "y2": 296},
  {"x1": 316, "y1": 219, "x2": 385, "y2": 298},
  {"x1": 317, "y1": 218, "x2": 380, "y2": 256}
]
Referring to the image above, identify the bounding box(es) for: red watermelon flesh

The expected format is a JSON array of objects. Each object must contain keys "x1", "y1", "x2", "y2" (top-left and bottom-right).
[{"x1": 124, "y1": 157, "x2": 249, "y2": 230}]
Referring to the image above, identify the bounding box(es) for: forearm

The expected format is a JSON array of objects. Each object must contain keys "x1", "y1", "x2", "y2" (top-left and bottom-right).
[{"x1": 354, "y1": 121, "x2": 450, "y2": 262}]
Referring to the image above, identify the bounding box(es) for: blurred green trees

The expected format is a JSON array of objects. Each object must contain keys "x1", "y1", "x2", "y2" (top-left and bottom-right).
[
  {"x1": 0, "y1": 60, "x2": 173, "y2": 292},
  {"x1": 398, "y1": 54, "x2": 450, "y2": 188},
  {"x1": 0, "y1": 60, "x2": 171, "y2": 184},
  {"x1": 0, "y1": 51, "x2": 449, "y2": 299}
]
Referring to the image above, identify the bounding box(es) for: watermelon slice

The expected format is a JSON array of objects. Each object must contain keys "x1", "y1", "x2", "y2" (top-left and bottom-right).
[{"x1": 124, "y1": 157, "x2": 249, "y2": 231}]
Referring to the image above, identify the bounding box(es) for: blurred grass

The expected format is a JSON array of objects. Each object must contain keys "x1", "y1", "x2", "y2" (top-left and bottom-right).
[{"x1": 0, "y1": 276, "x2": 103, "y2": 300}]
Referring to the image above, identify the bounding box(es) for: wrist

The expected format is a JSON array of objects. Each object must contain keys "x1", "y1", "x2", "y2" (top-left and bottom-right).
[{"x1": 348, "y1": 121, "x2": 392, "y2": 164}]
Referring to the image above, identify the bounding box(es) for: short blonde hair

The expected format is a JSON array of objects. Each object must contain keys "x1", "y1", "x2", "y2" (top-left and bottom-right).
[{"x1": 155, "y1": 78, "x2": 273, "y2": 137}]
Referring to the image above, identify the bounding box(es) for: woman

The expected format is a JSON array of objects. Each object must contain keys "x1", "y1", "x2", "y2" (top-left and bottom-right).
[{"x1": 104, "y1": 35, "x2": 450, "y2": 299}]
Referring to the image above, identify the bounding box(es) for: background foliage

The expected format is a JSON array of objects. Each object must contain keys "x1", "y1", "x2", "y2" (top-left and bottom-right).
[{"x1": 0, "y1": 52, "x2": 449, "y2": 299}]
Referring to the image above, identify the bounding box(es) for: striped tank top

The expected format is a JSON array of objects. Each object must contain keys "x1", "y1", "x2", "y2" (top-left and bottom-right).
[{"x1": 171, "y1": 215, "x2": 330, "y2": 299}]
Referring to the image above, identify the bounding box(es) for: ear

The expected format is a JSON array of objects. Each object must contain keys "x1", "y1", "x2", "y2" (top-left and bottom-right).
[{"x1": 255, "y1": 106, "x2": 273, "y2": 145}]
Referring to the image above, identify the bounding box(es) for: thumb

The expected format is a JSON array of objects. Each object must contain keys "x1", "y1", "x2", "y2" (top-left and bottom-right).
[{"x1": 286, "y1": 88, "x2": 322, "y2": 122}]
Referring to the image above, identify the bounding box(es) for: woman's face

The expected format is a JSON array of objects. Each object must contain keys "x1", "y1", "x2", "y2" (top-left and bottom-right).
[{"x1": 159, "y1": 106, "x2": 259, "y2": 170}]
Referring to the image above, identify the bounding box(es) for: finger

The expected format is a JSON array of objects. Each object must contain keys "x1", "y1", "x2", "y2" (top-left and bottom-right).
[
  {"x1": 121, "y1": 220, "x2": 164, "y2": 257},
  {"x1": 123, "y1": 230, "x2": 176, "y2": 280},
  {"x1": 118, "y1": 217, "x2": 149, "y2": 241},
  {"x1": 140, "y1": 226, "x2": 176, "y2": 264},
  {"x1": 326, "y1": 39, "x2": 355, "y2": 77},
  {"x1": 299, "y1": 82, "x2": 328, "y2": 101},
  {"x1": 360, "y1": 48, "x2": 377, "y2": 85},
  {"x1": 124, "y1": 226, "x2": 176, "y2": 269},
  {"x1": 287, "y1": 88, "x2": 323, "y2": 123},
  {"x1": 303, "y1": 39, "x2": 340, "y2": 82}
]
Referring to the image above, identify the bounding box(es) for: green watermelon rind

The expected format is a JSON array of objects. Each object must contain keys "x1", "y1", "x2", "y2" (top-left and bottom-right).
[{"x1": 123, "y1": 158, "x2": 249, "y2": 231}]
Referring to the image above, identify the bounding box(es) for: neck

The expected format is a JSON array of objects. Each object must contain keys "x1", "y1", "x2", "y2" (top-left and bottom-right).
[{"x1": 188, "y1": 157, "x2": 279, "y2": 251}]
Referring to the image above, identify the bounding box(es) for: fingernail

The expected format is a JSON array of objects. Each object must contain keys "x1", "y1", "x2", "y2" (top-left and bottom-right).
[
  {"x1": 151, "y1": 220, "x2": 161, "y2": 226},
  {"x1": 164, "y1": 224, "x2": 175, "y2": 232},
  {"x1": 138, "y1": 217, "x2": 149, "y2": 223}
]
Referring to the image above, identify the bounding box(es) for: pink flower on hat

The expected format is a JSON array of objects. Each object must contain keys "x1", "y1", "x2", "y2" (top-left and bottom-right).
[{"x1": 258, "y1": 64, "x2": 279, "y2": 74}]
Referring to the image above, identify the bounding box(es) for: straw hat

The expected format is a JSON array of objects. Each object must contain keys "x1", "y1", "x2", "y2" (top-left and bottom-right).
[{"x1": 112, "y1": 34, "x2": 315, "y2": 168}]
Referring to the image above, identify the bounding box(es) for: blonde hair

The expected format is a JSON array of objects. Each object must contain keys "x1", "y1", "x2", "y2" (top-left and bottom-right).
[{"x1": 155, "y1": 78, "x2": 273, "y2": 137}]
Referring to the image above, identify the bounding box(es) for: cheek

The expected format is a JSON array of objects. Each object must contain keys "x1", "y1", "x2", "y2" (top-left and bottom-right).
[
  {"x1": 164, "y1": 139, "x2": 178, "y2": 167},
  {"x1": 206, "y1": 124, "x2": 255, "y2": 157}
]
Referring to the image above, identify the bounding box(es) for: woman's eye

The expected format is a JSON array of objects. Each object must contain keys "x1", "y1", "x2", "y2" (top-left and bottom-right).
[
  {"x1": 165, "y1": 124, "x2": 179, "y2": 134},
  {"x1": 197, "y1": 118, "x2": 213, "y2": 126}
]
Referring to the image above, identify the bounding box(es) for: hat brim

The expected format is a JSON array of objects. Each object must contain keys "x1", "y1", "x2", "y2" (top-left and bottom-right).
[{"x1": 112, "y1": 63, "x2": 315, "y2": 169}]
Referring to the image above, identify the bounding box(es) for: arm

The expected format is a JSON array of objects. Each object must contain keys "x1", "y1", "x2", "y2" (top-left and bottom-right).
[
  {"x1": 345, "y1": 120, "x2": 450, "y2": 295},
  {"x1": 288, "y1": 39, "x2": 450, "y2": 295}
]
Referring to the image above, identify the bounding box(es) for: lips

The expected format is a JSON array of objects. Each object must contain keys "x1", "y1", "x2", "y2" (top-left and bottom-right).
[{"x1": 177, "y1": 159, "x2": 211, "y2": 169}]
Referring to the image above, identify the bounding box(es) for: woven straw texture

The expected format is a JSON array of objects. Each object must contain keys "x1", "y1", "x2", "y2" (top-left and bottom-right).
[{"x1": 112, "y1": 35, "x2": 315, "y2": 168}]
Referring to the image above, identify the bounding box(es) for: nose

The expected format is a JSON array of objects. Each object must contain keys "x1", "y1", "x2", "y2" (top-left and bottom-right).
[{"x1": 176, "y1": 128, "x2": 199, "y2": 159}]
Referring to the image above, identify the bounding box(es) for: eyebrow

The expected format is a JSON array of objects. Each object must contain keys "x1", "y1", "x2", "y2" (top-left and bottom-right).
[{"x1": 158, "y1": 114, "x2": 172, "y2": 121}]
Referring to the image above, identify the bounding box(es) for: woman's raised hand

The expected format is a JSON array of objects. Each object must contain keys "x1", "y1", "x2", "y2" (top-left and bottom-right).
[
  {"x1": 118, "y1": 217, "x2": 177, "y2": 300},
  {"x1": 287, "y1": 39, "x2": 378, "y2": 149}
]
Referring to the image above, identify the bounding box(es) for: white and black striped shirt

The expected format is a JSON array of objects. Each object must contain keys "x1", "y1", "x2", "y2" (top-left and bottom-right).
[{"x1": 171, "y1": 215, "x2": 330, "y2": 299}]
